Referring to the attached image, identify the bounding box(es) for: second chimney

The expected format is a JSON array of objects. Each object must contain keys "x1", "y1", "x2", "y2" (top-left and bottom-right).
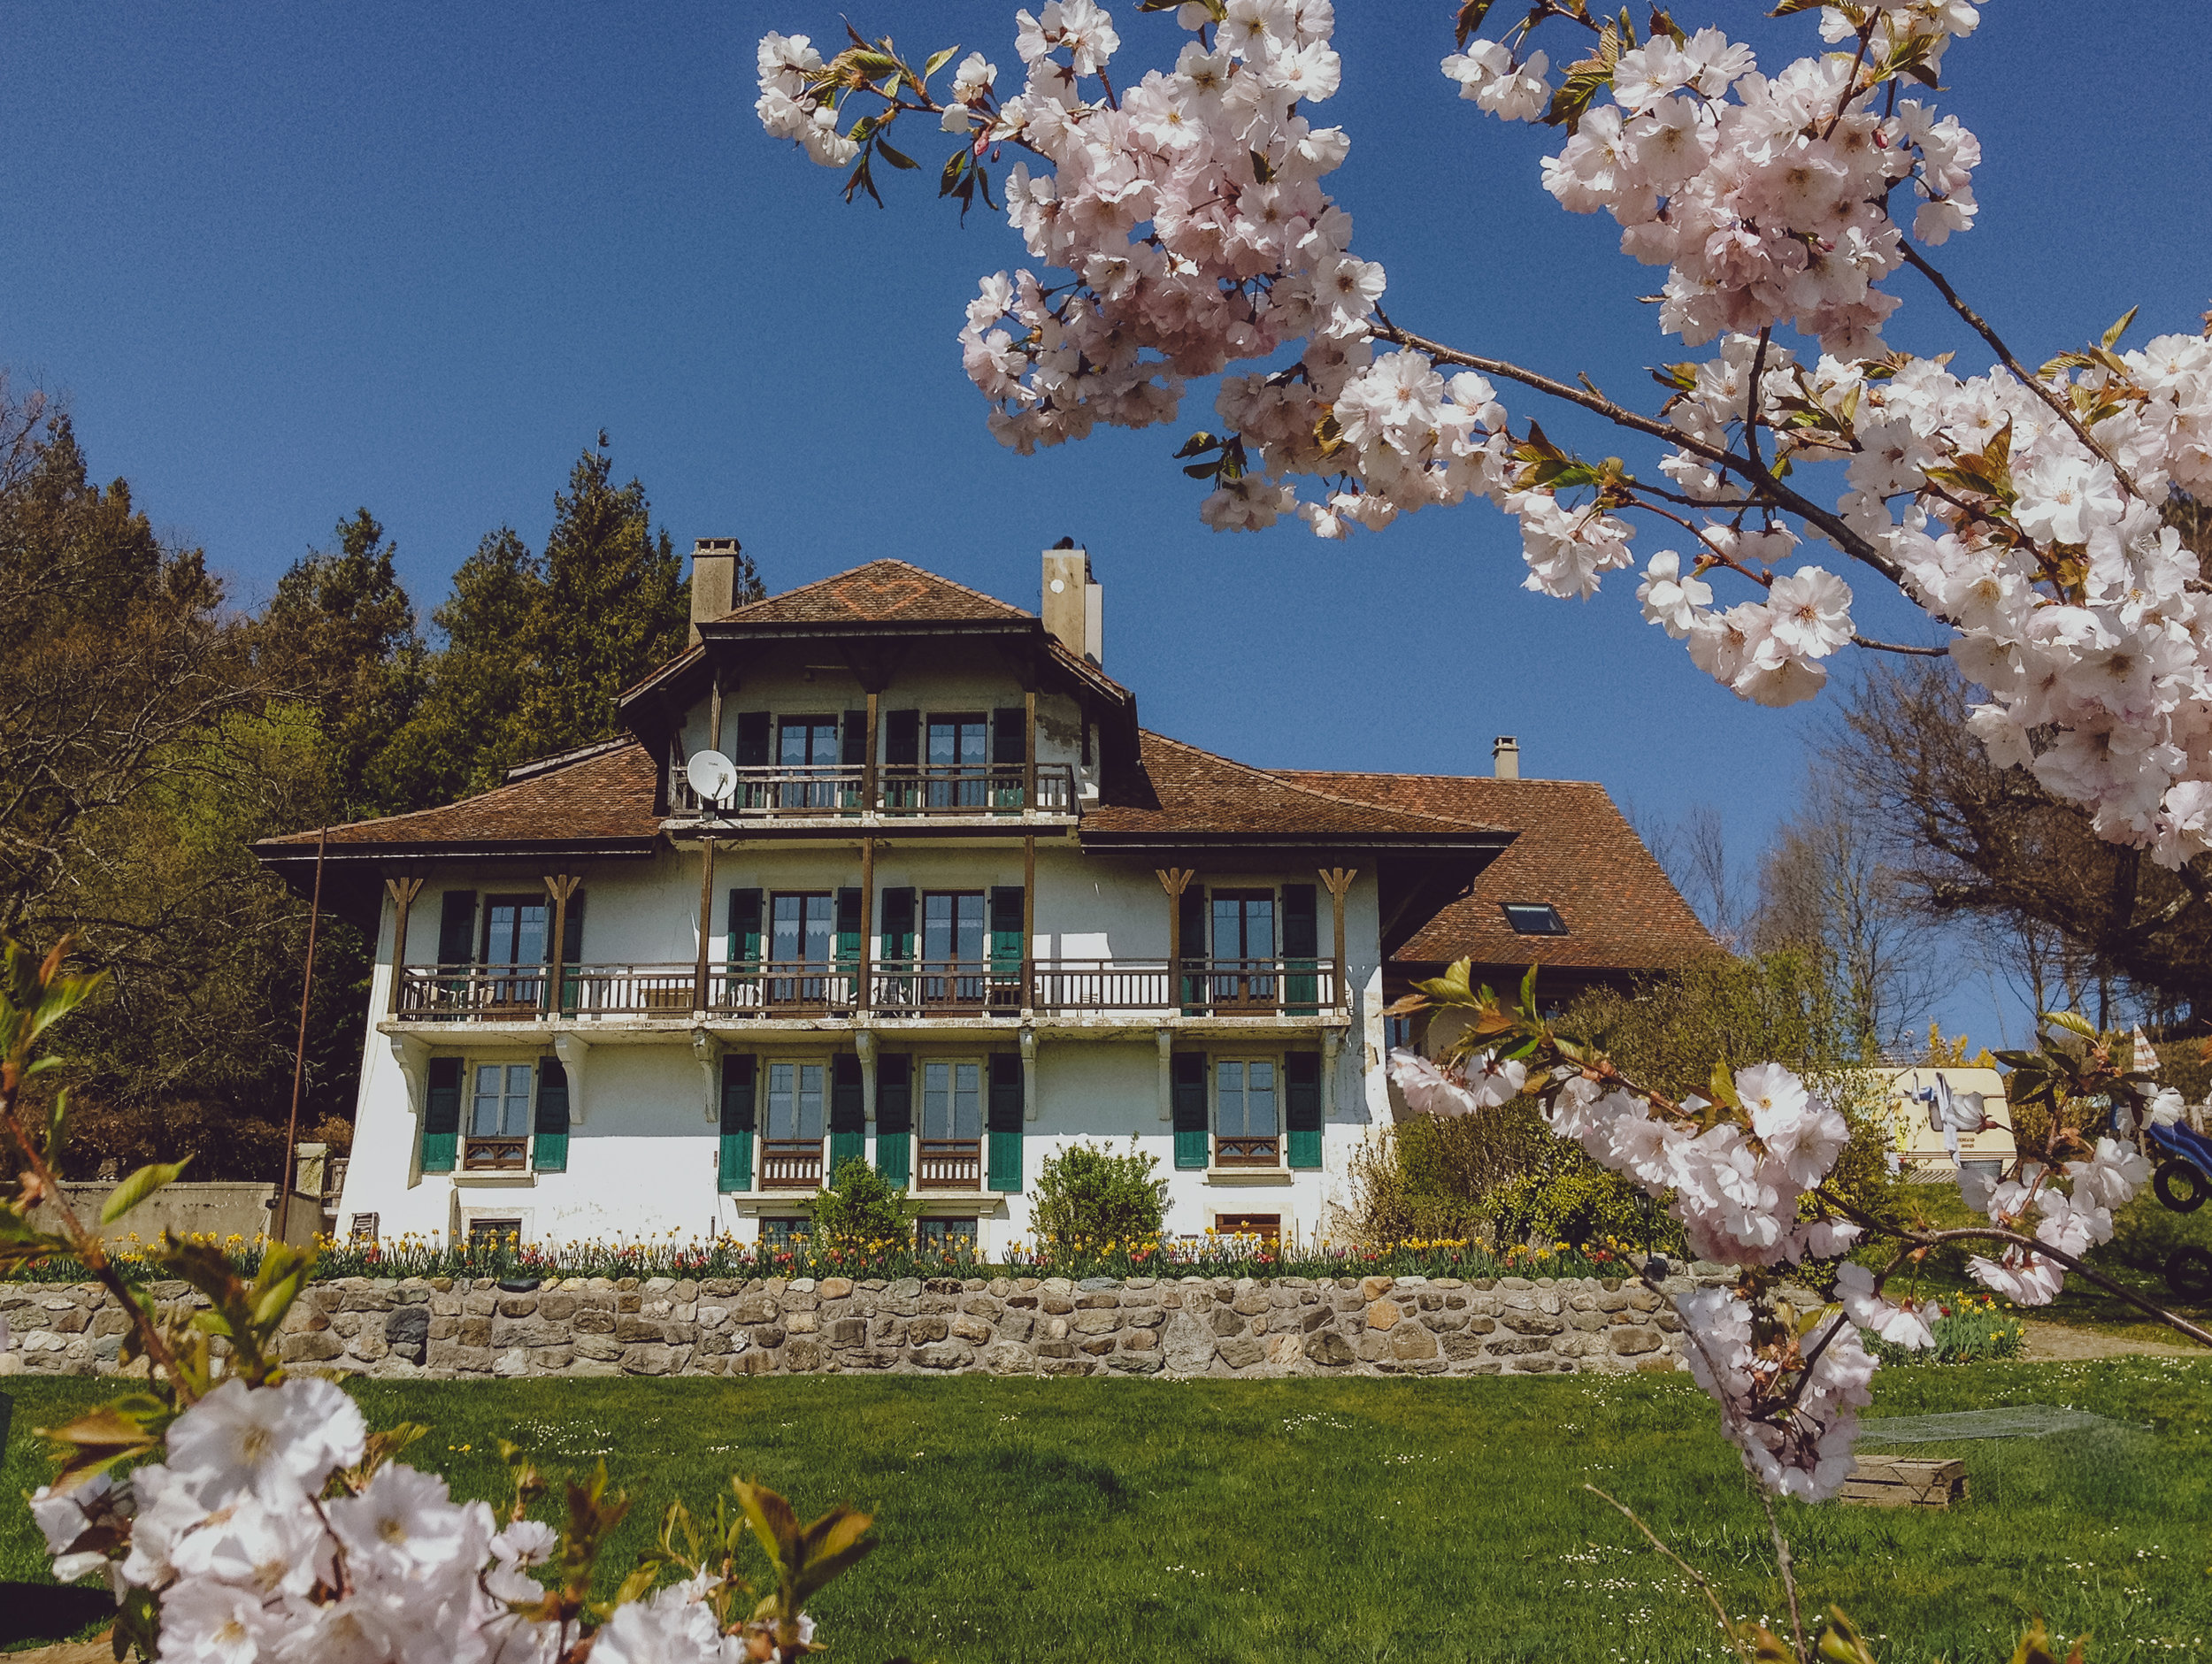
[
  {"x1": 690, "y1": 538, "x2": 741, "y2": 647},
  {"x1": 1041, "y1": 547, "x2": 1103, "y2": 666},
  {"x1": 1493, "y1": 735, "x2": 1521, "y2": 779}
]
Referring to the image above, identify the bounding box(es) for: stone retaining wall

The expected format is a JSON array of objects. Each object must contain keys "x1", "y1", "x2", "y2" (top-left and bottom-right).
[{"x1": 1, "y1": 1270, "x2": 1727, "y2": 1381}]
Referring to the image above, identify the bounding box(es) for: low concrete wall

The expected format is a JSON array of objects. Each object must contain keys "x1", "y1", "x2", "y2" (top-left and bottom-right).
[
  {"x1": 1, "y1": 1269, "x2": 1727, "y2": 1381},
  {"x1": 40, "y1": 1183, "x2": 325, "y2": 1249}
]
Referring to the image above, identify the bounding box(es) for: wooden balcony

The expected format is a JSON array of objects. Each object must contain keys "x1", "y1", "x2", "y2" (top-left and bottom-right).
[
  {"x1": 916, "y1": 1139, "x2": 983, "y2": 1190},
  {"x1": 667, "y1": 762, "x2": 1078, "y2": 819},
  {"x1": 760, "y1": 1139, "x2": 824, "y2": 1190},
  {"x1": 395, "y1": 959, "x2": 1340, "y2": 1023}
]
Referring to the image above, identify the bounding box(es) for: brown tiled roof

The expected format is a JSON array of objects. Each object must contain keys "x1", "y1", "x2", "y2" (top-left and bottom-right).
[
  {"x1": 1277, "y1": 771, "x2": 1715, "y2": 972},
  {"x1": 1081, "y1": 733, "x2": 1511, "y2": 841},
  {"x1": 712, "y1": 559, "x2": 1033, "y2": 627},
  {"x1": 258, "y1": 741, "x2": 662, "y2": 851}
]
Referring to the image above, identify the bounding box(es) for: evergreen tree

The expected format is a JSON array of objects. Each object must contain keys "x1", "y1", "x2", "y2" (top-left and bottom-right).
[
  {"x1": 514, "y1": 434, "x2": 689, "y2": 760},
  {"x1": 254, "y1": 510, "x2": 420, "y2": 816}
]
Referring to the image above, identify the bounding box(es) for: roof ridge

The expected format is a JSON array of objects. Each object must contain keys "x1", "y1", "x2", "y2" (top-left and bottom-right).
[
  {"x1": 718, "y1": 557, "x2": 1031, "y2": 625},
  {"x1": 1276, "y1": 767, "x2": 1602, "y2": 788},
  {"x1": 504, "y1": 734, "x2": 637, "y2": 783},
  {"x1": 1138, "y1": 730, "x2": 1494, "y2": 830}
]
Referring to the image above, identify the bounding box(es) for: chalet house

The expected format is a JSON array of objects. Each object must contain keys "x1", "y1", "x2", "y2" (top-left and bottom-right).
[{"x1": 256, "y1": 547, "x2": 1709, "y2": 1252}]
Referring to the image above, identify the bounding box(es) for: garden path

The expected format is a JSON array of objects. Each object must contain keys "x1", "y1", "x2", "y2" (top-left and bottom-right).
[{"x1": 2019, "y1": 1320, "x2": 2205, "y2": 1361}]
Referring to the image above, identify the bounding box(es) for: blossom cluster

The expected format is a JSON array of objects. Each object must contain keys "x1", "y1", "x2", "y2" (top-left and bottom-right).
[{"x1": 32, "y1": 1376, "x2": 792, "y2": 1663}]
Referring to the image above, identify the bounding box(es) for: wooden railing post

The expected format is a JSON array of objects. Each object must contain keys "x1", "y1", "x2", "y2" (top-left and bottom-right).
[
  {"x1": 858, "y1": 835, "x2": 875, "y2": 1014},
  {"x1": 544, "y1": 874, "x2": 582, "y2": 1016},
  {"x1": 384, "y1": 876, "x2": 424, "y2": 1015}
]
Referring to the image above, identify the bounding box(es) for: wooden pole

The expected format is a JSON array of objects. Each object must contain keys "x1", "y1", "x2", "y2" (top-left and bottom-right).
[
  {"x1": 1023, "y1": 834, "x2": 1037, "y2": 1008},
  {"x1": 544, "y1": 874, "x2": 581, "y2": 1016},
  {"x1": 1024, "y1": 689, "x2": 1037, "y2": 811},
  {"x1": 384, "y1": 875, "x2": 424, "y2": 1016},
  {"x1": 858, "y1": 836, "x2": 875, "y2": 1014},
  {"x1": 276, "y1": 824, "x2": 330, "y2": 1246},
  {"x1": 1319, "y1": 868, "x2": 1356, "y2": 1012},
  {"x1": 863, "y1": 691, "x2": 879, "y2": 814},
  {"x1": 1157, "y1": 867, "x2": 1194, "y2": 1008},
  {"x1": 694, "y1": 841, "x2": 716, "y2": 1010}
]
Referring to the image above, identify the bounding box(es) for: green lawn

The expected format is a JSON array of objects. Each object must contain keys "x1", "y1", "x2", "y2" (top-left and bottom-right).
[{"x1": 7, "y1": 1361, "x2": 2210, "y2": 1661}]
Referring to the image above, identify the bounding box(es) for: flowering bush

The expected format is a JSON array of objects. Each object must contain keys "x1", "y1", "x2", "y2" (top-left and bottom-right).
[
  {"x1": 4, "y1": 940, "x2": 879, "y2": 1661},
  {"x1": 752, "y1": 11, "x2": 2210, "y2": 1645},
  {"x1": 1862, "y1": 1290, "x2": 2024, "y2": 1366}
]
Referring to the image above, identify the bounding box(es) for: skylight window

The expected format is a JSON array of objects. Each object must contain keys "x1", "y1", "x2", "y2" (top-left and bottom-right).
[{"x1": 1502, "y1": 903, "x2": 1568, "y2": 936}]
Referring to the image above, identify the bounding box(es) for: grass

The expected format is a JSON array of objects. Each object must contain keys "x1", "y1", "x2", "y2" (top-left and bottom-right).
[{"x1": 7, "y1": 1360, "x2": 2211, "y2": 1661}]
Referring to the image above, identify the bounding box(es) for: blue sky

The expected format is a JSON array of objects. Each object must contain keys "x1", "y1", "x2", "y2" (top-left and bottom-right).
[{"x1": 5, "y1": 4, "x2": 2207, "y2": 1046}]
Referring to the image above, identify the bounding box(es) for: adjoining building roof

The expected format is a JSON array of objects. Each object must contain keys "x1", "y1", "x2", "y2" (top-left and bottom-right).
[
  {"x1": 1276, "y1": 770, "x2": 1715, "y2": 975},
  {"x1": 1079, "y1": 733, "x2": 1513, "y2": 847}
]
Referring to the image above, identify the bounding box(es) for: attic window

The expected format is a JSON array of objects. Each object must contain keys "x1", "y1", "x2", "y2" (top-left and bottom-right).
[{"x1": 1502, "y1": 902, "x2": 1568, "y2": 936}]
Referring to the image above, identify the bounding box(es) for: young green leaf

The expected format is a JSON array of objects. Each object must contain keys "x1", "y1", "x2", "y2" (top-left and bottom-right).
[{"x1": 101, "y1": 1159, "x2": 189, "y2": 1226}]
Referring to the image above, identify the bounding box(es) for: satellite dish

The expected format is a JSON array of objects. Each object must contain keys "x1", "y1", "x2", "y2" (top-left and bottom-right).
[{"x1": 686, "y1": 749, "x2": 738, "y2": 808}]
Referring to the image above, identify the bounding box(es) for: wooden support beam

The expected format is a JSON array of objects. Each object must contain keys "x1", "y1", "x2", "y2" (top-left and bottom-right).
[
  {"x1": 1157, "y1": 867, "x2": 1195, "y2": 999},
  {"x1": 1024, "y1": 689, "x2": 1037, "y2": 813},
  {"x1": 1023, "y1": 834, "x2": 1037, "y2": 1012},
  {"x1": 863, "y1": 691, "x2": 879, "y2": 815},
  {"x1": 544, "y1": 873, "x2": 583, "y2": 1018},
  {"x1": 1319, "y1": 868, "x2": 1356, "y2": 1014},
  {"x1": 858, "y1": 836, "x2": 875, "y2": 1015},
  {"x1": 384, "y1": 876, "x2": 425, "y2": 1015}
]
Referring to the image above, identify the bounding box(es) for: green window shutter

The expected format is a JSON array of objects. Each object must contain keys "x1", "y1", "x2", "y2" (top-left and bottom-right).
[
  {"x1": 728, "y1": 888, "x2": 763, "y2": 968},
  {"x1": 835, "y1": 887, "x2": 863, "y2": 966},
  {"x1": 1283, "y1": 883, "x2": 1318, "y2": 1015},
  {"x1": 718, "y1": 1054, "x2": 757, "y2": 1192},
  {"x1": 841, "y1": 710, "x2": 867, "y2": 810},
  {"x1": 1285, "y1": 1051, "x2": 1324, "y2": 1169},
  {"x1": 1179, "y1": 884, "x2": 1207, "y2": 1014},
  {"x1": 883, "y1": 709, "x2": 920, "y2": 809},
  {"x1": 1171, "y1": 1051, "x2": 1208, "y2": 1169},
  {"x1": 875, "y1": 1054, "x2": 911, "y2": 1186},
  {"x1": 987, "y1": 1054, "x2": 1024, "y2": 1191},
  {"x1": 557, "y1": 890, "x2": 586, "y2": 1013},
  {"x1": 437, "y1": 891, "x2": 477, "y2": 964},
  {"x1": 829, "y1": 1054, "x2": 866, "y2": 1182},
  {"x1": 422, "y1": 1056, "x2": 462, "y2": 1173},
  {"x1": 733, "y1": 711, "x2": 771, "y2": 768},
  {"x1": 879, "y1": 887, "x2": 917, "y2": 962},
  {"x1": 991, "y1": 707, "x2": 1025, "y2": 808},
  {"x1": 989, "y1": 886, "x2": 1025, "y2": 974},
  {"x1": 533, "y1": 1059, "x2": 571, "y2": 1173}
]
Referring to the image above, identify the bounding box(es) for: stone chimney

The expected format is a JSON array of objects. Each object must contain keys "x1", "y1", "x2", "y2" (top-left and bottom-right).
[
  {"x1": 690, "y1": 538, "x2": 742, "y2": 647},
  {"x1": 1493, "y1": 736, "x2": 1521, "y2": 779},
  {"x1": 1041, "y1": 546, "x2": 1103, "y2": 666}
]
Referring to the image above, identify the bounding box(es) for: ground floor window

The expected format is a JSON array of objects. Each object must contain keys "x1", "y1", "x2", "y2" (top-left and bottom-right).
[
  {"x1": 467, "y1": 1216, "x2": 521, "y2": 1252},
  {"x1": 1215, "y1": 1057, "x2": 1279, "y2": 1166},
  {"x1": 759, "y1": 1216, "x2": 810, "y2": 1249},
  {"x1": 349, "y1": 1214, "x2": 379, "y2": 1242},
  {"x1": 917, "y1": 1216, "x2": 979, "y2": 1251},
  {"x1": 1215, "y1": 1213, "x2": 1280, "y2": 1242}
]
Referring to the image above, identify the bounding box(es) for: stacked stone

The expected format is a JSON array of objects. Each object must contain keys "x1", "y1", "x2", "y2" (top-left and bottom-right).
[{"x1": 2, "y1": 1269, "x2": 1721, "y2": 1380}]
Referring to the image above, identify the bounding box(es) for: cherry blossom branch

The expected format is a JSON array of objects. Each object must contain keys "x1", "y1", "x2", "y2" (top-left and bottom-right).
[
  {"x1": 1848, "y1": 634, "x2": 1949, "y2": 656},
  {"x1": 1741, "y1": 327, "x2": 1772, "y2": 479},
  {"x1": 1582, "y1": 1485, "x2": 1758, "y2": 1664},
  {"x1": 1757, "y1": 1487, "x2": 1809, "y2": 1664},
  {"x1": 1372, "y1": 318, "x2": 1909, "y2": 587},
  {"x1": 1897, "y1": 242, "x2": 2146, "y2": 500}
]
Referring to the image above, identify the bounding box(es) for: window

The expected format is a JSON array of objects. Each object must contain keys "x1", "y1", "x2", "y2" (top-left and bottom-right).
[
  {"x1": 1215, "y1": 1213, "x2": 1280, "y2": 1241},
  {"x1": 482, "y1": 895, "x2": 547, "y2": 1008},
  {"x1": 1502, "y1": 902, "x2": 1569, "y2": 936},
  {"x1": 467, "y1": 1216, "x2": 521, "y2": 1251},
  {"x1": 1215, "y1": 1057, "x2": 1279, "y2": 1166},
  {"x1": 927, "y1": 714, "x2": 990, "y2": 807},
  {"x1": 922, "y1": 891, "x2": 988, "y2": 1005},
  {"x1": 917, "y1": 1216, "x2": 979, "y2": 1250},
  {"x1": 780, "y1": 717, "x2": 841, "y2": 809},
  {"x1": 759, "y1": 1216, "x2": 810, "y2": 1249},
  {"x1": 765, "y1": 1062, "x2": 826, "y2": 1140},
  {"x1": 921, "y1": 1061, "x2": 984, "y2": 1139},
  {"x1": 771, "y1": 893, "x2": 834, "y2": 964},
  {"x1": 1210, "y1": 890, "x2": 1277, "y2": 1005},
  {"x1": 1385, "y1": 1014, "x2": 1416, "y2": 1054},
  {"x1": 471, "y1": 1063, "x2": 534, "y2": 1138}
]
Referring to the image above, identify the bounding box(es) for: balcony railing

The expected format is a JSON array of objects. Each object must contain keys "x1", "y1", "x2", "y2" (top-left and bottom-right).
[
  {"x1": 395, "y1": 959, "x2": 1340, "y2": 1022},
  {"x1": 917, "y1": 1138, "x2": 983, "y2": 1190},
  {"x1": 668, "y1": 761, "x2": 1078, "y2": 818},
  {"x1": 760, "y1": 1139, "x2": 824, "y2": 1190},
  {"x1": 1214, "y1": 1134, "x2": 1280, "y2": 1168},
  {"x1": 463, "y1": 1136, "x2": 529, "y2": 1172}
]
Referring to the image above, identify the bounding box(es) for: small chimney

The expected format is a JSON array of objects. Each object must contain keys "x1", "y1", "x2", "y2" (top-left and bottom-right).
[
  {"x1": 1493, "y1": 735, "x2": 1521, "y2": 780},
  {"x1": 1041, "y1": 546, "x2": 1103, "y2": 666},
  {"x1": 690, "y1": 538, "x2": 742, "y2": 647}
]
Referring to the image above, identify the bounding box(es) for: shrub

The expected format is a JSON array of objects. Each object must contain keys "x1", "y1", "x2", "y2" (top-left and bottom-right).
[
  {"x1": 1864, "y1": 1292, "x2": 2026, "y2": 1366},
  {"x1": 1030, "y1": 1139, "x2": 1166, "y2": 1244},
  {"x1": 808, "y1": 1156, "x2": 910, "y2": 1246},
  {"x1": 1486, "y1": 1161, "x2": 1683, "y2": 1255}
]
